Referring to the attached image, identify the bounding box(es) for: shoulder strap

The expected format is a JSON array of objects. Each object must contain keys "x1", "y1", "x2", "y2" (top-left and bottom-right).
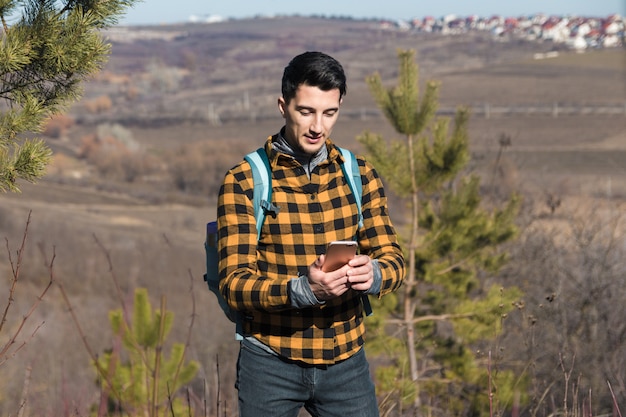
[
  {"x1": 224, "y1": 147, "x2": 271, "y2": 340},
  {"x1": 337, "y1": 147, "x2": 372, "y2": 317},
  {"x1": 337, "y1": 147, "x2": 363, "y2": 229},
  {"x1": 244, "y1": 148, "x2": 272, "y2": 239}
]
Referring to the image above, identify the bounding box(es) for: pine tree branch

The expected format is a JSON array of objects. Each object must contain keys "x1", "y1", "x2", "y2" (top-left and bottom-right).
[
  {"x1": 1, "y1": 0, "x2": 138, "y2": 192},
  {"x1": 386, "y1": 312, "x2": 475, "y2": 326},
  {"x1": 434, "y1": 253, "x2": 476, "y2": 276}
]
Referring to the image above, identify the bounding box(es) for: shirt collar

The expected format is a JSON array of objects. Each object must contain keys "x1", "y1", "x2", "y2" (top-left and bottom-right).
[{"x1": 267, "y1": 128, "x2": 332, "y2": 177}]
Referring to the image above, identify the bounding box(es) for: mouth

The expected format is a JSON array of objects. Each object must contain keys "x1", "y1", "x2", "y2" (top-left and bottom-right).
[{"x1": 306, "y1": 135, "x2": 323, "y2": 144}]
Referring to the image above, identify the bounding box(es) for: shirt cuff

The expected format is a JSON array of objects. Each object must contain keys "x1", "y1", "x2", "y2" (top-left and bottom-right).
[
  {"x1": 366, "y1": 259, "x2": 382, "y2": 295},
  {"x1": 288, "y1": 274, "x2": 325, "y2": 308}
]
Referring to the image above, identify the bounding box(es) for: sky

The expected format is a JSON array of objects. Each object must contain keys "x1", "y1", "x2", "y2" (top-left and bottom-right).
[{"x1": 120, "y1": 0, "x2": 625, "y2": 26}]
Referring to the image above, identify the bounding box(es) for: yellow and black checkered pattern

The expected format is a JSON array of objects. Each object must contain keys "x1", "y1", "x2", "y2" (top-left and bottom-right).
[{"x1": 217, "y1": 135, "x2": 405, "y2": 364}]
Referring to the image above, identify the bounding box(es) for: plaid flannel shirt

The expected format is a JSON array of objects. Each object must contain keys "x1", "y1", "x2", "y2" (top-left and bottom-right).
[{"x1": 217, "y1": 135, "x2": 405, "y2": 364}]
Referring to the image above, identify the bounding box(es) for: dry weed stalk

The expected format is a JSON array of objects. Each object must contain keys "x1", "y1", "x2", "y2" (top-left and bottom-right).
[
  {"x1": 1, "y1": 211, "x2": 54, "y2": 367},
  {"x1": 16, "y1": 365, "x2": 32, "y2": 417},
  {"x1": 607, "y1": 380, "x2": 622, "y2": 417},
  {"x1": 559, "y1": 352, "x2": 576, "y2": 417},
  {"x1": 203, "y1": 379, "x2": 207, "y2": 417},
  {"x1": 488, "y1": 350, "x2": 494, "y2": 417},
  {"x1": 215, "y1": 354, "x2": 222, "y2": 416}
]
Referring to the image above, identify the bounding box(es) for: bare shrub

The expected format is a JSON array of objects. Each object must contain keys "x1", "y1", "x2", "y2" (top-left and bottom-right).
[
  {"x1": 500, "y1": 201, "x2": 626, "y2": 414},
  {"x1": 96, "y1": 149, "x2": 160, "y2": 182},
  {"x1": 96, "y1": 123, "x2": 138, "y2": 151},
  {"x1": 77, "y1": 124, "x2": 159, "y2": 182},
  {"x1": 145, "y1": 58, "x2": 184, "y2": 93},
  {"x1": 83, "y1": 95, "x2": 113, "y2": 114},
  {"x1": 167, "y1": 141, "x2": 244, "y2": 196},
  {"x1": 98, "y1": 70, "x2": 131, "y2": 86},
  {"x1": 78, "y1": 130, "x2": 132, "y2": 160},
  {"x1": 124, "y1": 84, "x2": 140, "y2": 101},
  {"x1": 78, "y1": 133, "x2": 99, "y2": 159},
  {"x1": 0, "y1": 213, "x2": 54, "y2": 416},
  {"x1": 180, "y1": 49, "x2": 197, "y2": 72},
  {"x1": 47, "y1": 153, "x2": 72, "y2": 176},
  {"x1": 42, "y1": 114, "x2": 75, "y2": 138}
]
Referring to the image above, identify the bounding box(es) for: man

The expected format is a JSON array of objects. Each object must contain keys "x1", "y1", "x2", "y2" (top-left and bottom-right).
[{"x1": 217, "y1": 51, "x2": 405, "y2": 417}]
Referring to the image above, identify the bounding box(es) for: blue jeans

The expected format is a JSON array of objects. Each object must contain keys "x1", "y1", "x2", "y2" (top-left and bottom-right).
[{"x1": 236, "y1": 339, "x2": 379, "y2": 417}]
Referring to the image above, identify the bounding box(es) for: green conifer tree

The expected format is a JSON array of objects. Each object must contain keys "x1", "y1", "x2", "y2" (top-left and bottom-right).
[
  {"x1": 94, "y1": 288, "x2": 199, "y2": 416},
  {"x1": 0, "y1": 0, "x2": 137, "y2": 192},
  {"x1": 359, "y1": 49, "x2": 524, "y2": 416}
]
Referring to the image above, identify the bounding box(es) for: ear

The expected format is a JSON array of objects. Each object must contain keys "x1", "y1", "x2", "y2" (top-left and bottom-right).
[{"x1": 277, "y1": 97, "x2": 286, "y2": 118}]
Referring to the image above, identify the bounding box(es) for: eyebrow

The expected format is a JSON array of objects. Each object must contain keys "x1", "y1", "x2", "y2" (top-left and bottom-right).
[{"x1": 295, "y1": 105, "x2": 340, "y2": 113}]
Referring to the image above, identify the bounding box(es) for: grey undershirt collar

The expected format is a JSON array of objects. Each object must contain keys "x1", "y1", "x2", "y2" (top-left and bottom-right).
[{"x1": 272, "y1": 129, "x2": 328, "y2": 178}]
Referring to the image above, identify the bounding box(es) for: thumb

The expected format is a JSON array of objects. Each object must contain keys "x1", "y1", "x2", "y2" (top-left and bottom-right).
[{"x1": 317, "y1": 254, "x2": 325, "y2": 269}]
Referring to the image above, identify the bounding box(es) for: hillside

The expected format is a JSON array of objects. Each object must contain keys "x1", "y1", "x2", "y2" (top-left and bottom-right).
[{"x1": 0, "y1": 16, "x2": 625, "y2": 416}]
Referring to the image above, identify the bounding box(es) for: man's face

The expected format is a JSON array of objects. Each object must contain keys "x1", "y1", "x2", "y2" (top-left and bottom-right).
[{"x1": 278, "y1": 84, "x2": 342, "y2": 155}]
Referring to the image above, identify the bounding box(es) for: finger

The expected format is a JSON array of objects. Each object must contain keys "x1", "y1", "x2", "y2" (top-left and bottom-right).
[
  {"x1": 347, "y1": 264, "x2": 371, "y2": 279},
  {"x1": 348, "y1": 254, "x2": 365, "y2": 267},
  {"x1": 350, "y1": 274, "x2": 373, "y2": 291}
]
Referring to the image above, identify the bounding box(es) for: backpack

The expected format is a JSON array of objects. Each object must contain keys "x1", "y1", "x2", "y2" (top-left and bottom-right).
[{"x1": 204, "y1": 146, "x2": 372, "y2": 339}]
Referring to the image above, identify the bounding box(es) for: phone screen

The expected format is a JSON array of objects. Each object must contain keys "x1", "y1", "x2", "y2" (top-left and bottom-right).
[{"x1": 322, "y1": 241, "x2": 358, "y2": 272}]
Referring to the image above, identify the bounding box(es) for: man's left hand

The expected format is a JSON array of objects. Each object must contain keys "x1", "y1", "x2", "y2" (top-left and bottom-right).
[{"x1": 346, "y1": 255, "x2": 373, "y2": 292}]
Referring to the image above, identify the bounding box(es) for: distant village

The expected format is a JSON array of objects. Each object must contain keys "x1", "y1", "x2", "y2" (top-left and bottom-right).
[
  {"x1": 189, "y1": 13, "x2": 626, "y2": 51},
  {"x1": 110, "y1": 13, "x2": 625, "y2": 51},
  {"x1": 384, "y1": 13, "x2": 625, "y2": 50}
]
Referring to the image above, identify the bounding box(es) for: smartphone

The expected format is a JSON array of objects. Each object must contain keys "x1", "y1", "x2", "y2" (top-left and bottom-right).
[{"x1": 322, "y1": 241, "x2": 358, "y2": 272}]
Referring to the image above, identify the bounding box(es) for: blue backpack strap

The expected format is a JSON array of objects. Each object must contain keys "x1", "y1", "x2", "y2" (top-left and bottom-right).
[
  {"x1": 338, "y1": 147, "x2": 363, "y2": 229},
  {"x1": 337, "y1": 147, "x2": 372, "y2": 317},
  {"x1": 227, "y1": 147, "x2": 273, "y2": 339},
  {"x1": 211, "y1": 148, "x2": 270, "y2": 340},
  {"x1": 244, "y1": 147, "x2": 273, "y2": 239}
]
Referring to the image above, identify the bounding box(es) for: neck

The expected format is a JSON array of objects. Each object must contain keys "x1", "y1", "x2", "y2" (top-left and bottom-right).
[{"x1": 273, "y1": 129, "x2": 328, "y2": 177}]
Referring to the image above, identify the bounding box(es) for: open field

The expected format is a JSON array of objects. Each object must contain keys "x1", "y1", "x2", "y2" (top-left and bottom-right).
[{"x1": 1, "y1": 16, "x2": 625, "y2": 415}]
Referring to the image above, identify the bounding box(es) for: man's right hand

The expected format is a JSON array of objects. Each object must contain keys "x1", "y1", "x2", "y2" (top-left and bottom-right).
[{"x1": 307, "y1": 255, "x2": 352, "y2": 300}]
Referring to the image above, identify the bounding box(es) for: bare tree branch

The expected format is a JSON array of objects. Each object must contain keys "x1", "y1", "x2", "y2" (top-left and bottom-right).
[{"x1": 1, "y1": 212, "x2": 54, "y2": 366}]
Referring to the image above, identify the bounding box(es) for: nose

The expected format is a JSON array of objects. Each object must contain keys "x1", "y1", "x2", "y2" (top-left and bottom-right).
[{"x1": 310, "y1": 114, "x2": 323, "y2": 134}]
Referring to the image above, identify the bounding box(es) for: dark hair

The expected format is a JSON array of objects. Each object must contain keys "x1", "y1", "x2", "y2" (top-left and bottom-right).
[{"x1": 281, "y1": 51, "x2": 347, "y2": 103}]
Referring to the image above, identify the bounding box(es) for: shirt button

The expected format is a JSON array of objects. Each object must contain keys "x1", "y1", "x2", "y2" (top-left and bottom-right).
[{"x1": 310, "y1": 194, "x2": 316, "y2": 200}]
